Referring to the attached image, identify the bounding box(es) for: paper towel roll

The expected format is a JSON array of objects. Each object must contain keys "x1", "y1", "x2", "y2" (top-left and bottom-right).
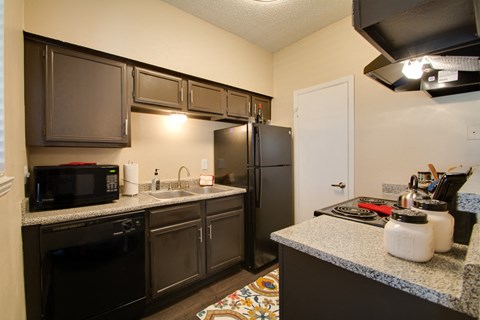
[{"x1": 123, "y1": 163, "x2": 139, "y2": 196}]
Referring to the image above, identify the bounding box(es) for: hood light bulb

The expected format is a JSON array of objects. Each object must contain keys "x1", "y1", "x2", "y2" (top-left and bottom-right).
[{"x1": 402, "y1": 59, "x2": 425, "y2": 79}]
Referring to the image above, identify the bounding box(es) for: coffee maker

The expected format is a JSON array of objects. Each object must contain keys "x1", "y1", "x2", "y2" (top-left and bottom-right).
[{"x1": 432, "y1": 169, "x2": 476, "y2": 245}]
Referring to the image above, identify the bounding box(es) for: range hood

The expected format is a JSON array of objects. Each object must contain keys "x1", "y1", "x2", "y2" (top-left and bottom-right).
[
  {"x1": 354, "y1": 0, "x2": 480, "y2": 97},
  {"x1": 364, "y1": 44, "x2": 480, "y2": 97}
]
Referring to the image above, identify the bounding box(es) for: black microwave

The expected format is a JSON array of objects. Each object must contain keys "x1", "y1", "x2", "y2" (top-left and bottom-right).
[{"x1": 30, "y1": 165, "x2": 120, "y2": 212}]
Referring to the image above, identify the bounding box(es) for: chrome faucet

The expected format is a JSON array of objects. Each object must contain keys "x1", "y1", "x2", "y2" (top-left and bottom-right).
[{"x1": 177, "y1": 166, "x2": 191, "y2": 189}]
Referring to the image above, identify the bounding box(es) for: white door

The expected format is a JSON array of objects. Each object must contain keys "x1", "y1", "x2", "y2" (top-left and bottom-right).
[{"x1": 293, "y1": 76, "x2": 354, "y2": 223}]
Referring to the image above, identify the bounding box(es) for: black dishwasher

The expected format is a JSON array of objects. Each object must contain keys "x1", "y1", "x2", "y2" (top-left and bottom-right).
[{"x1": 40, "y1": 211, "x2": 146, "y2": 320}]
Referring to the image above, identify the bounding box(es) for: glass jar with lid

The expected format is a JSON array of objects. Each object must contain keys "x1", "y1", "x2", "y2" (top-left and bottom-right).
[
  {"x1": 384, "y1": 209, "x2": 434, "y2": 262},
  {"x1": 412, "y1": 199, "x2": 454, "y2": 253}
]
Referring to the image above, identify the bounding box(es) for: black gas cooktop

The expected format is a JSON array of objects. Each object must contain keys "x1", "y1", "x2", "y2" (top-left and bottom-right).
[{"x1": 314, "y1": 197, "x2": 399, "y2": 227}]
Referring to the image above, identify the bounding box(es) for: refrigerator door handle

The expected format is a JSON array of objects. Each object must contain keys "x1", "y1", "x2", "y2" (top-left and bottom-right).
[
  {"x1": 255, "y1": 167, "x2": 262, "y2": 208},
  {"x1": 254, "y1": 125, "x2": 262, "y2": 167}
]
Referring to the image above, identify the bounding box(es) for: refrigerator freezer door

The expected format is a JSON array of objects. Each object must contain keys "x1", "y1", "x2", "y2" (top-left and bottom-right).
[
  {"x1": 249, "y1": 124, "x2": 292, "y2": 167},
  {"x1": 246, "y1": 165, "x2": 293, "y2": 270},
  {"x1": 214, "y1": 125, "x2": 248, "y2": 188}
]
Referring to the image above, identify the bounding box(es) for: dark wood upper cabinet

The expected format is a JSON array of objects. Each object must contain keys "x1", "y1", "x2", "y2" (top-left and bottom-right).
[
  {"x1": 132, "y1": 67, "x2": 186, "y2": 110},
  {"x1": 252, "y1": 95, "x2": 271, "y2": 121},
  {"x1": 187, "y1": 80, "x2": 226, "y2": 115},
  {"x1": 25, "y1": 38, "x2": 130, "y2": 147},
  {"x1": 25, "y1": 33, "x2": 273, "y2": 136},
  {"x1": 227, "y1": 90, "x2": 251, "y2": 119}
]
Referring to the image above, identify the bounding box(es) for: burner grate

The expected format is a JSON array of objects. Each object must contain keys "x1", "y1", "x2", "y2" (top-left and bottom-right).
[
  {"x1": 357, "y1": 197, "x2": 387, "y2": 205},
  {"x1": 332, "y1": 206, "x2": 377, "y2": 219}
]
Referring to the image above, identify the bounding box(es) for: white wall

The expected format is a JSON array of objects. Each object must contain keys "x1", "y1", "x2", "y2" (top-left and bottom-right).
[
  {"x1": 28, "y1": 113, "x2": 233, "y2": 182},
  {"x1": 273, "y1": 17, "x2": 480, "y2": 198},
  {"x1": 24, "y1": 0, "x2": 273, "y2": 96},
  {"x1": 24, "y1": 0, "x2": 273, "y2": 182},
  {"x1": 0, "y1": 0, "x2": 27, "y2": 317}
]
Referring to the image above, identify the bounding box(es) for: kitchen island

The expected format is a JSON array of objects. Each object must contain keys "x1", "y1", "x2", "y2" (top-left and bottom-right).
[{"x1": 271, "y1": 215, "x2": 480, "y2": 320}]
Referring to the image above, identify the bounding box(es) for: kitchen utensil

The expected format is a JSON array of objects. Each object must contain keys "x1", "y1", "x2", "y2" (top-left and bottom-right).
[
  {"x1": 428, "y1": 163, "x2": 439, "y2": 181},
  {"x1": 358, "y1": 202, "x2": 394, "y2": 215},
  {"x1": 417, "y1": 171, "x2": 432, "y2": 184},
  {"x1": 397, "y1": 175, "x2": 431, "y2": 208}
]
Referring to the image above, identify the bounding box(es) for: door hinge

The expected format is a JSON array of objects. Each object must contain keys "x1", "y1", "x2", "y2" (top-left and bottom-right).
[{"x1": 294, "y1": 106, "x2": 299, "y2": 118}]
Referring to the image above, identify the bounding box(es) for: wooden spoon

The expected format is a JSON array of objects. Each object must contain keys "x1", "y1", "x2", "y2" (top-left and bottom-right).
[{"x1": 428, "y1": 163, "x2": 439, "y2": 180}]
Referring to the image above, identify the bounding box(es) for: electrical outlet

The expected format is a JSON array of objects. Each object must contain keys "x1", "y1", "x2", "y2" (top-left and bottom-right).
[
  {"x1": 468, "y1": 125, "x2": 480, "y2": 140},
  {"x1": 201, "y1": 159, "x2": 208, "y2": 170}
]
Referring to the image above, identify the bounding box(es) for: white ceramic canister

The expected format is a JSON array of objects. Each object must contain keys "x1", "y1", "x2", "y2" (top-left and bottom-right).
[
  {"x1": 412, "y1": 199, "x2": 454, "y2": 253},
  {"x1": 384, "y1": 209, "x2": 434, "y2": 262}
]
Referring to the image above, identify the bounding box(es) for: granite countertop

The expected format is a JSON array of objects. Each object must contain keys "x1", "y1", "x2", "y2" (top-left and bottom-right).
[
  {"x1": 22, "y1": 184, "x2": 246, "y2": 226},
  {"x1": 271, "y1": 215, "x2": 480, "y2": 318},
  {"x1": 458, "y1": 165, "x2": 480, "y2": 214}
]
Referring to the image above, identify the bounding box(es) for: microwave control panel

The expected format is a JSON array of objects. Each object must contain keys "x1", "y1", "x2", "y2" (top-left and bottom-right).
[{"x1": 106, "y1": 174, "x2": 119, "y2": 193}]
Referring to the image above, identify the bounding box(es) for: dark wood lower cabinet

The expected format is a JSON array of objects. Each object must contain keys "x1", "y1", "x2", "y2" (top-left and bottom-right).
[
  {"x1": 148, "y1": 195, "x2": 244, "y2": 301},
  {"x1": 206, "y1": 205, "x2": 244, "y2": 273},
  {"x1": 279, "y1": 245, "x2": 474, "y2": 320},
  {"x1": 150, "y1": 219, "x2": 205, "y2": 299}
]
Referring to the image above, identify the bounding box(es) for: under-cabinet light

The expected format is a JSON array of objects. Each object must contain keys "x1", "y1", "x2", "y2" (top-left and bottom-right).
[{"x1": 168, "y1": 113, "x2": 188, "y2": 124}]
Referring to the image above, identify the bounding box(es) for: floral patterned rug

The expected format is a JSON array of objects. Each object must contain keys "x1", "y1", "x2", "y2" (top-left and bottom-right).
[{"x1": 196, "y1": 268, "x2": 279, "y2": 320}]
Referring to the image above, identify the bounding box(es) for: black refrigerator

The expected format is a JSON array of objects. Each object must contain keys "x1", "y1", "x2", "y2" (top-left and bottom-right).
[{"x1": 214, "y1": 123, "x2": 293, "y2": 271}]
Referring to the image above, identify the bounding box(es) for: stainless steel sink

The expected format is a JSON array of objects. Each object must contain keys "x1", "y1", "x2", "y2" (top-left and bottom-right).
[
  {"x1": 150, "y1": 190, "x2": 195, "y2": 199},
  {"x1": 187, "y1": 186, "x2": 226, "y2": 194}
]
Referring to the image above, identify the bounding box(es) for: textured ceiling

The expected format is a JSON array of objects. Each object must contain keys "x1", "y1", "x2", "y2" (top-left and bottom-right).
[{"x1": 162, "y1": 0, "x2": 352, "y2": 52}]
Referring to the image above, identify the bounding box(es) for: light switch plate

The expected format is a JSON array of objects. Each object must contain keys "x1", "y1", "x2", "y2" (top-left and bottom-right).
[
  {"x1": 468, "y1": 125, "x2": 480, "y2": 140},
  {"x1": 201, "y1": 159, "x2": 208, "y2": 170}
]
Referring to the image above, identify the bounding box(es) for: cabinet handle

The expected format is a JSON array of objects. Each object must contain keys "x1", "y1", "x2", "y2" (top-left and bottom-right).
[
  {"x1": 199, "y1": 227, "x2": 203, "y2": 243},
  {"x1": 124, "y1": 117, "x2": 129, "y2": 136},
  {"x1": 190, "y1": 90, "x2": 194, "y2": 104},
  {"x1": 208, "y1": 224, "x2": 212, "y2": 240},
  {"x1": 253, "y1": 103, "x2": 257, "y2": 115},
  {"x1": 180, "y1": 87, "x2": 184, "y2": 102},
  {"x1": 248, "y1": 102, "x2": 251, "y2": 114}
]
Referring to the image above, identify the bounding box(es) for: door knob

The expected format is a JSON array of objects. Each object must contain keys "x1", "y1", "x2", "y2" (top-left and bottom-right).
[{"x1": 331, "y1": 182, "x2": 346, "y2": 189}]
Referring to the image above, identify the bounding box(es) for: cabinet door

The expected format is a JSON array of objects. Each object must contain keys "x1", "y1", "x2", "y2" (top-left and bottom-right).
[
  {"x1": 133, "y1": 67, "x2": 185, "y2": 110},
  {"x1": 188, "y1": 80, "x2": 226, "y2": 115},
  {"x1": 227, "y1": 90, "x2": 251, "y2": 119},
  {"x1": 206, "y1": 210, "x2": 244, "y2": 274},
  {"x1": 150, "y1": 219, "x2": 205, "y2": 299},
  {"x1": 45, "y1": 45, "x2": 129, "y2": 145},
  {"x1": 252, "y1": 95, "x2": 271, "y2": 121}
]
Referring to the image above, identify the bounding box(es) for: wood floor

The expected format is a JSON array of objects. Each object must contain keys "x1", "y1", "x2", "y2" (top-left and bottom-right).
[{"x1": 142, "y1": 263, "x2": 278, "y2": 320}]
